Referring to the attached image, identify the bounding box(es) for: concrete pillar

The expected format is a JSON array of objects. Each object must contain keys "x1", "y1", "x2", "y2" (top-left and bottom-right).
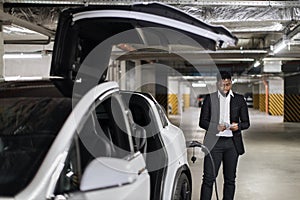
[
  {"x1": 134, "y1": 60, "x2": 141, "y2": 92},
  {"x1": 259, "y1": 81, "x2": 267, "y2": 113},
  {"x1": 182, "y1": 84, "x2": 190, "y2": 109},
  {"x1": 259, "y1": 60, "x2": 283, "y2": 115},
  {"x1": 107, "y1": 60, "x2": 119, "y2": 82},
  {"x1": 257, "y1": 77, "x2": 284, "y2": 116},
  {"x1": 253, "y1": 84, "x2": 259, "y2": 109},
  {"x1": 118, "y1": 60, "x2": 138, "y2": 91},
  {"x1": 125, "y1": 61, "x2": 135, "y2": 91},
  {"x1": 284, "y1": 73, "x2": 300, "y2": 122},
  {"x1": 140, "y1": 64, "x2": 156, "y2": 96},
  {"x1": 178, "y1": 81, "x2": 183, "y2": 114},
  {"x1": 168, "y1": 78, "x2": 179, "y2": 115},
  {"x1": 0, "y1": 21, "x2": 4, "y2": 79},
  {"x1": 189, "y1": 84, "x2": 195, "y2": 107},
  {"x1": 268, "y1": 78, "x2": 284, "y2": 116},
  {"x1": 134, "y1": 60, "x2": 142, "y2": 92},
  {"x1": 119, "y1": 60, "x2": 126, "y2": 90}
]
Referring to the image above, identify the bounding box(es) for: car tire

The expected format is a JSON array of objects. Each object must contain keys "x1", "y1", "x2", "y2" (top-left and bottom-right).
[{"x1": 172, "y1": 173, "x2": 191, "y2": 200}]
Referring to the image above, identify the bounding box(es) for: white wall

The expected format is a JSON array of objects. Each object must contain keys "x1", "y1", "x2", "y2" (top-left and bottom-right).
[
  {"x1": 140, "y1": 64, "x2": 156, "y2": 95},
  {"x1": 190, "y1": 86, "x2": 210, "y2": 107},
  {"x1": 269, "y1": 78, "x2": 284, "y2": 94},
  {"x1": 4, "y1": 55, "x2": 51, "y2": 77},
  {"x1": 232, "y1": 83, "x2": 252, "y2": 95},
  {"x1": 259, "y1": 81, "x2": 266, "y2": 94},
  {"x1": 168, "y1": 79, "x2": 179, "y2": 94},
  {"x1": 253, "y1": 83, "x2": 259, "y2": 94},
  {"x1": 3, "y1": 43, "x2": 53, "y2": 78}
]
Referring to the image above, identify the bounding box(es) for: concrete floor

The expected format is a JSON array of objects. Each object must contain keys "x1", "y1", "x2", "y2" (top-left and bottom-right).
[{"x1": 169, "y1": 107, "x2": 300, "y2": 200}]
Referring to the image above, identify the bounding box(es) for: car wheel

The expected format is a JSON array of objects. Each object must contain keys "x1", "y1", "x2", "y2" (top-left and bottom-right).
[{"x1": 173, "y1": 173, "x2": 191, "y2": 200}]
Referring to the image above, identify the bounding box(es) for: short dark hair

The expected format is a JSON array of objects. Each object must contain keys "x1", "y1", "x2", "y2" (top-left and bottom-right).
[{"x1": 217, "y1": 71, "x2": 232, "y2": 81}]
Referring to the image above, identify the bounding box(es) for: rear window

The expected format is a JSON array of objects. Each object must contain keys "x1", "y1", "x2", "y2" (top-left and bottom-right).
[{"x1": 0, "y1": 97, "x2": 71, "y2": 196}]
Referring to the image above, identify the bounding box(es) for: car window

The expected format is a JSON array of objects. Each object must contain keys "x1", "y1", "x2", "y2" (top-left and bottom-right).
[
  {"x1": 54, "y1": 93, "x2": 134, "y2": 195},
  {"x1": 155, "y1": 104, "x2": 168, "y2": 128},
  {"x1": 54, "y1": 140, "x2": 81, "y2": 194},
  {"x1": 0, "y1": 97, "x2": 71, "y2": 197}
]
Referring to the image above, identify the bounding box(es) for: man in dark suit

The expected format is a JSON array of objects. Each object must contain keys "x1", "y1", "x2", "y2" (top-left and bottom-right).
[{"x1": 199, "y1": 71, "x2": 250, "y2": 200}]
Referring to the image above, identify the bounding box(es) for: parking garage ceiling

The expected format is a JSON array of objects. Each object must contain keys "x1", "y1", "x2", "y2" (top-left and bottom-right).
[{"x1": 1, "y1": 0, "x2": 300, "y2": 77}]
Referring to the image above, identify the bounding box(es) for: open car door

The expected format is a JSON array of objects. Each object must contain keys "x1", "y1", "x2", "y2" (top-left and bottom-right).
[
  {"x1": 14, "y1": 82, "x2": 150, "y2": 200},
  {"x1": 50, "y1": 2, "x2": 237, "y2": 96}
]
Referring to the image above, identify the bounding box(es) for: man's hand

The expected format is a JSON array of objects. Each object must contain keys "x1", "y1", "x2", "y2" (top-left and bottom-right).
[
  {"x1": 217, "y1": 124, "x2": 226, "y2": 132},
  {"x1": 230, "y1": 122, "x2": 239, "y2": 131}
]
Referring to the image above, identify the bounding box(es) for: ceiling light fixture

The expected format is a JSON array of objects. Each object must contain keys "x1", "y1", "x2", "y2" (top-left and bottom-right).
[
  {"x1": 273, "y1": 40, "x2": 287, "y2": 54},
  {"x1": 3, "y1": 25, "x2": 39, "y2": 34},
  {"x1": 4, "y1": 76, "x2": 43, "y2": 81},
  {"x1": 253, "y1": 61, "x2": 261, "y2": 68},
  {"x1": 192, "y1": 83, "x2": 207, "y2": 87}
]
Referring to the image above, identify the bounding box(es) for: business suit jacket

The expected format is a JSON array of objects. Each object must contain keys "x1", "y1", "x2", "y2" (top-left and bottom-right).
[{"x1": 199, "y1": 91, "x2": 250, "y2": 155}]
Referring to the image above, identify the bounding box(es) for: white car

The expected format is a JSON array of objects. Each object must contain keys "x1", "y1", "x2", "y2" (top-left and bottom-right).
[
  {"x1": 0, "y1": 2, "x2": 236, "y2": 200},
  {"x1": 0, "y1": 81, "x2": 190, "y2": 200}
]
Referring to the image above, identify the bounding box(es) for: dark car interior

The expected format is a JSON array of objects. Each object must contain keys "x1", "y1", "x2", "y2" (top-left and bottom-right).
[
  {"x1": 0, "y1": 95, "x2": 72, "y2": 196},
  {"x1": 121, "y1": 92, "x2": 168, "y2": 200},
  {"x1": 55, "y1": 94, "x2": 139, "y2": 195}
]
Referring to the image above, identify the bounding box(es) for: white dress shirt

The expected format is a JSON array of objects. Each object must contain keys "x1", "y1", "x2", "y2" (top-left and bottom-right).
[{"x1": 216, "y1": 90, "x2": 234, "y2": 137}]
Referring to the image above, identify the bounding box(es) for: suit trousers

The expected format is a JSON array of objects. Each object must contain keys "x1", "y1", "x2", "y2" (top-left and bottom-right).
[{"x1": 200, "y1": 137, "x2": 239, "y2": 200}]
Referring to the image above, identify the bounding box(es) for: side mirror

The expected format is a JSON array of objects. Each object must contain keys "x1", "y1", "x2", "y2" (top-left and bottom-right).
[{"x1": 80, "y1": 157, "x2": 138, "y2": 191}]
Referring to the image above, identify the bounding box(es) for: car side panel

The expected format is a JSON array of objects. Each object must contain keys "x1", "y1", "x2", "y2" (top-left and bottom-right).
[
  {"x1": 160, "y1": 124, "x2": 189, "y2": 200},
  {"x1": 68, "y1": 171, "x2": 150, "y2": 200},
  {"x1": 137, "y1": 94, "x2": 190, "y2": 200}
]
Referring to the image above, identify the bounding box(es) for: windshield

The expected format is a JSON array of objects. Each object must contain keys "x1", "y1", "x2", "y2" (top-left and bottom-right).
[{"x1": 0, "y1": 97, "x2": 71, "y2": 196}]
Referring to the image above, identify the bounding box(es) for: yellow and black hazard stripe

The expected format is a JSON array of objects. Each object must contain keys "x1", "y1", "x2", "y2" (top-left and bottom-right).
[
  {"x1": 253, "y1": 93, "x2": 259, "y2": 109},
  {"x1": 168, "y1": 94, "x2": 178, "y2": 115},
  {"x1": 259, "y1": 94, "x2": 266, "y2": 112},
  {"x1": 269, "y1": 94, "x2": 284, "y2": 116},
  {"x1": 284, "y1": 94, "x2": 300, "y2": 122}
]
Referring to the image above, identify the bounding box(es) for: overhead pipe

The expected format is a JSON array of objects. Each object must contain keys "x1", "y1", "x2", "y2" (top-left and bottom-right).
[
  {"x1": 4, "y1": 37, "x2": 52, "y2": 45},
  {"x1": 0, "y1": 11, "x2": 55, "y2": 37},
  {"x1": 0, "y1": 10, "x2": 55, "y2": 45}
]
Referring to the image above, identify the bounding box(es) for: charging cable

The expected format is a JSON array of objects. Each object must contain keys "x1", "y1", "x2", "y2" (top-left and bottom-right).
[{"x1": 188, "y1": 141, "x2": 219, "y2": 200}]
